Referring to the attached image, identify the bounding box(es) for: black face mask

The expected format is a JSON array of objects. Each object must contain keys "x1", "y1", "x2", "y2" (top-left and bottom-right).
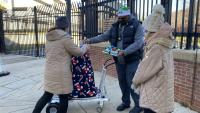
[
  {"x1": 121, "y1": 21, "x2": 128, "y2": 25},
  {"x1": 118, "y1": 19, "x2": 128, "y2": 25}
]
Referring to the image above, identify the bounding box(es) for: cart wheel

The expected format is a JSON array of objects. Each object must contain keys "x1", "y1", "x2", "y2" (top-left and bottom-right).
[
  {"x1": 46, "y1": 103, "x2": 59, "y2": 113},
  {"x1": 97, "y1": 101, "x2": 104, "y2": 113},
  {"x1": 98, "y1": 101, "x2": 104, "y2": 107},
  {"x1": 96, "y1": 107, "x2": 103, "y2": 113}
]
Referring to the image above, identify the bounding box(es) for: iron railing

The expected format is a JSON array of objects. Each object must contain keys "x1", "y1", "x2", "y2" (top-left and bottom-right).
[
  {"x1": 3, "y1": 4, "x2": 70, "y2": 57},
  {"x1": 1, "y1": 0, "x2": 200, "y2": 57}
]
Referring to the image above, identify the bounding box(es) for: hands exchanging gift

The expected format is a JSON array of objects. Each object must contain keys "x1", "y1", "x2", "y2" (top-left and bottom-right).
[
  {"x1": 103, "y1": 45, "x2": 124, "y2": 57},
  {"x1": 82, "y1": 39, "x2": 125, "y2": 57}
]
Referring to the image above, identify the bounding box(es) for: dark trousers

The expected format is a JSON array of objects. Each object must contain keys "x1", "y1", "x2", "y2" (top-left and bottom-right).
[
  {"x1": 116, "y1": 60, "x2": 140, "y2": 108},
  {"x1": 32, "y1": 91, "x2": 69, "y2": 113},
  {"x1": 143, "y1": 108, "x2": 156, "y2": 113}
]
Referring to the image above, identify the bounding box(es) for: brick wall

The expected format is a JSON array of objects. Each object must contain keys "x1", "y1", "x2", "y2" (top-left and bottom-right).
[
  {"x1": 89, "y1": 45, "x2": 117, "y2": 77},
  {"x1": 89, "y1": 46, "x2": 200, "y2": 112},
  {"x1": 174, "y1": 59, "x2": 200, "y2": 112}
]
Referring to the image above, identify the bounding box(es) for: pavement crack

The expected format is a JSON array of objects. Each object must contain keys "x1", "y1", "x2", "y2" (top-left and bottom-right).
[
  {"x1": 78, "y1": 102, "x2": 87, "y2": 113},
  {"x1": 7, "y1": 105, "x2": 33, "y2": 113}
]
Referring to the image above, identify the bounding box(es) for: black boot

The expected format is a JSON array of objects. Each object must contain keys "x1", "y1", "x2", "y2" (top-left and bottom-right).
[
  {"x1": 116, "y1": 103, "x2": 130, "y2": 111},
  {"x1": 129, "y1": 106, "x2": 143, "y2": 113},
  {"x1": 130, "y1": 89, "x2": 142, "y2": 113},
  {"x1": 0, "y1": 71, "x2": 10, "y2": 77}
]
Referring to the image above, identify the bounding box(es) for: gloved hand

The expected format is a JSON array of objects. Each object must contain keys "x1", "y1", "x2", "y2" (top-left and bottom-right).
[
  {"x1": 118, "y1": 50, "x2": 125, "y2": 56},
  {"x1": 82, "y1": 39, "x2": 91, "y2": 44},
  {"x1": 81, "y1": 44, "x2": 90, "y2": 53},
  {"x1": 86, "y1": 44, "x2": 90, "y2": 49}
]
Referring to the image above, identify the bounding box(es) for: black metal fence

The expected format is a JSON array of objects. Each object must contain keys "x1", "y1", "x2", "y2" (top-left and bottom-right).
[
  {"x1": 2, "y1": 0, "x2": 200, "y2": 57},
  {"x1": 3, "y1": 4, "x2": 70, "y2": 57},
  {"x1": 81, "y1": 0, "x2": 200, "y2": 50}
]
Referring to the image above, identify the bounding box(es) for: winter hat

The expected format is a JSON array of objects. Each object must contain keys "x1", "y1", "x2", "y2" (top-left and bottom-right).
[
  {"x1": 143, "y1": 4, "x2": 165, "y2": 32},
  {"x1": 56, "y1": 16, "x2": 69, "y2": 29},
  {"x1": 117, "y1": 6, "x2": 131, "y2": 17}
]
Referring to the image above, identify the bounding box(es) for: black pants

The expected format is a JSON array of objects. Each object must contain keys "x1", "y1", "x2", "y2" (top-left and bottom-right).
[
  {"x1": 115, "y1": 60, "x2": 140, "y2": 108},
  {"x1": 32, "y1": 91, "x2": 69, "y2": 113},
  {"x1": 143, "y1": 108, "x2": 156, "y2": 113}
]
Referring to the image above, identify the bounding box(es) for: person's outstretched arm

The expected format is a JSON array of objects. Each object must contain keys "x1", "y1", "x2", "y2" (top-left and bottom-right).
[
  {"x1": 86, "y1": 28, "x2": 111, "y2": 44},
  {"x1": 62, "y1": 37, "x2": 89, "y2": 56}
]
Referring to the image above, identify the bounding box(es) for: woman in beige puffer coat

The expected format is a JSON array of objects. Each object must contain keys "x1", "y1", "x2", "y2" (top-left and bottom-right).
[
  {"x1": 132, "y1": 5, "x2": 174, "y2": 113},
  {"x1": 32, "y1": 16, "x2": 89, "y2": 113}
]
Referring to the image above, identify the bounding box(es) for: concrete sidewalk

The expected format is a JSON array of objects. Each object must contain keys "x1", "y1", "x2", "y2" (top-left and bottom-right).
[{"x1": 0, "y1": 55, "x2": 198, "y2": 113}]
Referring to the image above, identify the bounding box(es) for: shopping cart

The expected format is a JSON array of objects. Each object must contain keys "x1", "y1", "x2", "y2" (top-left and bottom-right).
[{"x1": 46, "y1": 58, "x2": 115, "y2": 113}]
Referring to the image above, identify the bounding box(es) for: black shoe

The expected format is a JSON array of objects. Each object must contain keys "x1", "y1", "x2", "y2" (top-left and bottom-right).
[
  {"x1": 68, "y1": 93, "x2": 73, "y2": 100},
  {"x1": 129, "y1": 107, "x2": 143, "y2": 113},
  {"x1": 0, "y1": 71, "x2": 10, "y2": 77},
  {"x1": 116, "y1": 103, "x2": 130, "y2": 111}
]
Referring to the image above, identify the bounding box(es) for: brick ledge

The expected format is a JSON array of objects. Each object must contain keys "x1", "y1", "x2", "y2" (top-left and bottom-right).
[
  {"x1": 90, "y1": 44, "x2": 200, "y2": 63},
  {"x1": 173, "y1": 49, "x2": 200, "y2": 63}
]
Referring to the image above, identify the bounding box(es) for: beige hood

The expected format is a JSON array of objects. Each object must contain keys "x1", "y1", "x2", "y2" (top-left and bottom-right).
[
  {"x1": 46, "y1": 29, "x2": 70, "y2": 41},
  {"x1": 147, "y1": 36, "x2": 174, "y2": 50}
]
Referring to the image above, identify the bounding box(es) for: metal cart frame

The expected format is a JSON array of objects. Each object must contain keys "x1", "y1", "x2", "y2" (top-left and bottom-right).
[{"x1": 46, "y1": 59, "x2": 115, "y2": 113}]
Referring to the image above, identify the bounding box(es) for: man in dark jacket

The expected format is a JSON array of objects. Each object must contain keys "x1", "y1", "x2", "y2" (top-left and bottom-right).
[{"x1": 85, "y1": 6, "x2": 144, "y2": 113}]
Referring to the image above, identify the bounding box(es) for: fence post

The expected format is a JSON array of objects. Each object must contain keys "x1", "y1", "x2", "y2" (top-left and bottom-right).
[
  {"x1": 85, "y1": 0, "x2": 98, "y2": 38},
  {"x1": 186, "y1": 0, "x2": 195, "y2": 50},
  {"x1": 0, "y1": 10, "x2": 6, "y2": 54},
  {"x1": 193, "y1": 0, "x2": 200, "y2": 50},
  {"x1": 34, "y1": 6, "x2": 39, "y2": 57},
  {"x1": 66, "y1": 0, "x2": 71, "y2": 34},
  {"x1": 94, "y1": 0, "x2": 98, "y2": 37},
  {"x1": 129, "y1": 0, "x2": 136, "y2": 15},
  {"x1": 81, "y1": 1, "x2": 85, "y2": 40},
  {"x1": 16, "y1": 18, "x2": 21, "y2": 54},
  {"x1": 161, "y1": 0, "x2": 172, "y2": 24}
]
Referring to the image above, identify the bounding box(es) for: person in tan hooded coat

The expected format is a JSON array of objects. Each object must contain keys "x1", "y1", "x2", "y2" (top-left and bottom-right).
[
  {"x1": 32, "y1": 16, "x2": 89, "y2": 113},
  {"x1": 132, "y1": 4, "x2": 174, "y2": 113}
]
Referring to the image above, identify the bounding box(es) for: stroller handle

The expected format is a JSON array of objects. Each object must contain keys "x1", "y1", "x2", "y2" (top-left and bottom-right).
[{"x1": 103, "y1": 58, "x2": 115, "y2": 69}]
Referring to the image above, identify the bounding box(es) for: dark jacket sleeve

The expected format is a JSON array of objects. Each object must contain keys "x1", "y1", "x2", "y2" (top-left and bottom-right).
[
  {"x1": 124, "y1": 24, "x2": 144, "y2": 55},
  {"x1": 88, "y1": 28, "x2": 111, "y2": 44}
]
